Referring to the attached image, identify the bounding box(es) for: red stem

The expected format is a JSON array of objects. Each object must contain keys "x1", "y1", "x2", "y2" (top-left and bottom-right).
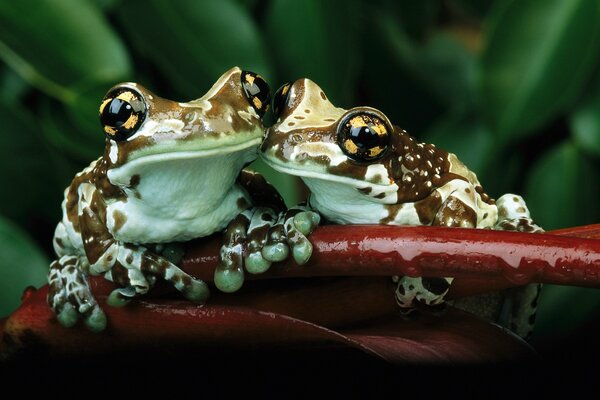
[{"x1": 180, "y1": 224, "x2": 600, "y2": 298}]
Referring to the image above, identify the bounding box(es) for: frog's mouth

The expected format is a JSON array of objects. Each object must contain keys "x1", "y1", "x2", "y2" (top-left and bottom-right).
[
  {"x1": 108, "y1": 137, "x2": 261, "y2": 188},
  {"x1": 261, "y1": 153, "x2": 399, "y2": 203}
]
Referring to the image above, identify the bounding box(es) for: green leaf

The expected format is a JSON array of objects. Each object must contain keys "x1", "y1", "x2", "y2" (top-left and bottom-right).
[
  {"x1": 480, "y1": 0, "x2": 600, "y2": 141},
  {"x1": 533, "y1": 285, "x2": 600, "y2": 342},
  {"x1": 266, "y1": 0, "x2": 361, "y2": 107},
  {"x1": 116, "y1": 0, "x2": 271, "y2": 100},
  {"x1": 249, "y1": 158, "x2": 301, "y2": 207},
  {"x1": 422, "y1": 109, "x2": 494, "y2": 177},
  {"x1": 570, "y1": 77, "x2": 600, "y2": 157},
  {"x1": 0, "y1": 0, "x2": 131, "y2": 102},
  {"x1": 371, "y1": 0, "x2": 439, "y2": 41},
  {"x1": 0, "y1": 101, "x2": 65, "y2": 223},
  {"x1": 0, "y1": 215, "x2": 49, "y2": 318},
  {"x1": 525, "y1": 141, "x2": 600, "y2": 230},
  {"x1": 364, "y1": 12, "x2": 477, "y2": 133}
]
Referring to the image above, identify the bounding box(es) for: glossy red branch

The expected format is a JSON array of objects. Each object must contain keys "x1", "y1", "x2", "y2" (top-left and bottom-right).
[{"x1": 181, "y1": 224, "x2": 600, "y2": 298}]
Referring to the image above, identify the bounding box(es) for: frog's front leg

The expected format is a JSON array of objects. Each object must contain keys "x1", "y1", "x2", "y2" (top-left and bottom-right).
[
  {"x1": 214, "y1": 204, "x2": 320, "y2": 293},
  {"x1": 394, "y1": 186, "x2": 476, "y2": 314},
  {"x1": 48, "y1": 255, "x2": 107, "y2": 332}
]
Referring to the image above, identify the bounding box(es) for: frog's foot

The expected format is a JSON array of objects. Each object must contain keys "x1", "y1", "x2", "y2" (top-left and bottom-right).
[
  {"x1": 393, "y1": 276, "x2": 453, "y2": 316},
  {"x1": 47, "y1": 255, "x2": 107, "y2": 332},
  {"x1": 105, "y1": 245, "x2": 210, "y2": 306},
  {"x1": 262, "y1": 204, "x2": 320, "y2": 265},
  {"x1": 214, "y1": 208, "x2": 253, "y2": 293},
  {"x1": 495, "y1": 194, "x2": 544, "y2": 233}
]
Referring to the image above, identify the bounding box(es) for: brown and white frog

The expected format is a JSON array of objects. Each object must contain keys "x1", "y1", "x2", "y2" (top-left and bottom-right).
[
  {"x1": 260, "y1": 78, "x2": 544, "y2": 338},
  {"x1": 48, "y1": 68, "x2": 318, "y2": 332}
]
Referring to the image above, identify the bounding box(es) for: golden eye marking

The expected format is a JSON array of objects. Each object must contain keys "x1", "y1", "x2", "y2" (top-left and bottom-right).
[
  {"x1": 281, "y1": 85, "x2": 290, "y2": 96},
  {"x1": 252, "y1": 97, "x2": 263, "y2": 110},
  {"x1": 372, "y1": 121, "x2": 388, "y2": 136},
  {"x1": 343, "y1": 139, "x2": 359, "y2": 154},
  {"x1": 104, "y1": 126, "x2": 117, "y2": 136},
  {"x1": 116, "y1": 91, "x2": 136, "y2": 102},
  {"x1": 349, "y1": 115, "x2": 368, "y2": 128},
  {"x1": 99, "y1": 98, "x2": 112, "y2": 115},
  {"x1": 122, "y1": 114, "x2": 139, "y2": 130},
  {"x1": 245, "y1": 74, "x2": 256, "y2": 86},
  {"x1": 368, "y1": 146, "x2": 384, "y2": 157}
]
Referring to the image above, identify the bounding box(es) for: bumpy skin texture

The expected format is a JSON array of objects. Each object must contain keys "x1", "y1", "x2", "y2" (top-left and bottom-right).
[
  {"x1": 48, "y1": 67, "x2": 317, "y2": 332},
  {"x1": 261, "y1": 78, "x2": 543, "y2": 338}
]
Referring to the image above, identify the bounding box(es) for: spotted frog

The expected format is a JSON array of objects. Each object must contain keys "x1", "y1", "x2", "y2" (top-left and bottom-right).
[
  {"x1": 261, "y1": 78, "x2": 544, "y2": 338},
  {"x1": 48, "y1": 67, "x2": 317, "y2": 332}
]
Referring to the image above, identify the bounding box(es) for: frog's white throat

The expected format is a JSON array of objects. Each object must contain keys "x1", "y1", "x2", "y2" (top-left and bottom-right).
[{"x1": 106, "y1": 144, "x2": 257, "y2": 222}]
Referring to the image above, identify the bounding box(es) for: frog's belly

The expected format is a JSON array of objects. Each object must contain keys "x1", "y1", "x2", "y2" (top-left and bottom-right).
[{"x1": 106, "y1": 186, "x2": 249, "y2": 243}]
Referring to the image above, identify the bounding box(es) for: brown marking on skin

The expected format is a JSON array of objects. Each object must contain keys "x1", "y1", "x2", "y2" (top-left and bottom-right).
[
  {"x1": 129, "y1": 174, "x2": 141, "y2": 188},
  {"x1": 237, "y1": 196, "x2": 250, "y2": 211},
  {"x1": 261, "y1": 213, "x2": 275, "y2": 222},
  {"x1": 513, "y1": 196, "x2": 520, "y2": 202},
  {"x1": 304, "y1": 109, "x2": 311, "y2": 113},
  {"x1": 320, "y1": 91, "x2": 327, "y2": 100},
  {"x1": 475, "y1": 185, "x2": 495, "y2": 205},
  {"x1": 357, "y1": 187, "x2": 372, "y2": 195},
  {"x1": 465, "y1": 188, "x2": 471, "y2": 194},
  {"x1": 294, "y1": 115, "x2": 305, "y2": 120},
  {"x1": 433, "y1": 197, "x2": 477, "y2": 228},
  {"x1": 323, "y1": 118, "x2": 336, "y2": 122},
  {"x1": 374, "y1": 192, "x2": 386, "y2": 199},
  {"x1": 414, "y1": 191, "x2": 443, "y2": 225},
  {"x1": 380, "y1": 204, "x2": 402, "y2": 224},
  {"x1": 111, "y1": 263, "x2": 131, "y2": 287},
  {"x1": 517, "y1": 207, "x2": 526, "y2": 213},
  {"x1": 55, "y1": 238, "x2": 64, "y2": 248},
  {"x1": 288, "y1": 122, "x2": 295, "y2": 126},
  {"x1": 79, "y1": 189, "x2": 115, "y2": 265},
  {"x1": 236, "y1": 169, "x2": 286, "y2": 211},
  {"x1": 112, "y1": 210, "x2": 127, "y2": 233},
  {"x1": 126, "y1": 254, "x2": 134, "y2": 264}
]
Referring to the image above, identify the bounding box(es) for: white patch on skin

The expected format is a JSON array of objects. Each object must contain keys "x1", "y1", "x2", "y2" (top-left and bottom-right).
[
  {"x1": 133, "y1": 119, "x2": 186, "y2": 139},
  {"x1": 365, "y1": 164, "x2": 390, "y2": 185},
  {"x1": 496, "y1": 194, "x2": 531, "y2": 220},
  {"x1": 276, "y1": 79, "x2": 346, "y2": 133},
  {"x1": 109, "y1": 141, "x2": 119, "y2": 163},
  {"x1": 295, "y1": 142, "x2": 347, "y2": 167}
]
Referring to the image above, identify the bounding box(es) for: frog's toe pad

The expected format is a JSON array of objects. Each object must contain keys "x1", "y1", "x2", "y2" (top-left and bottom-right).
[
  {"x1": 107, "y1": 287, "x2": 136, "y2": 308},
  {"x1": 292, "y1": 239, "x2": 313, "y2": 265},
  {"x1": 84, "y1": 306, "x2": 107, "y2": 332},
  {"x1": 214, "y1": 266, "x2": 245, "y2": 293},
  {"x1": 245, "y1": 251, "x2": 272, "y2": 274},
  {"x1": 262, "y1": 242, "x2": 289, "y2": 262},
  {"x1": 292, "y1": 211, "x2": 320, "y2": 235},
  {"x1": 57, "y1": 303, "x2": 79, "y2": 328},
  {"x1": 182, "y1": 279, "x2": 210, "y2": 302}
]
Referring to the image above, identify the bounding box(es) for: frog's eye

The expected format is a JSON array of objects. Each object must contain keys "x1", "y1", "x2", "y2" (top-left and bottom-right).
[
  {"x1": 99, "y1": 87, "x2": 147, "y2": 141},
  {"x1": 272, "y1": 82, "x2": 292, "y2": 120},
  {"x1": 241, "y1": 71, "x2": 270, "y2": 118},
  {"x1": 336, "y1": 109, "x2": 391, "y2": 162}
]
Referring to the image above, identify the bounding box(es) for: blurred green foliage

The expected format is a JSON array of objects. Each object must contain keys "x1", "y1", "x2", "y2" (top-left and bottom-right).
[{"x1": 0, "y1": 0, "x2": 599, "y2": 346}]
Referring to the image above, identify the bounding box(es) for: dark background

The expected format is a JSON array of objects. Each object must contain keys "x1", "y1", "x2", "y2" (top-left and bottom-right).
[{"x1": 0, "y1": 0, "x2": 599, "y2": 358}]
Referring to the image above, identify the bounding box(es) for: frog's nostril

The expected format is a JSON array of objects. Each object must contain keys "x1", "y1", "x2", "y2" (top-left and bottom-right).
[{"x1": 241, "y1": 70, "x2": 271, "y2": 118}]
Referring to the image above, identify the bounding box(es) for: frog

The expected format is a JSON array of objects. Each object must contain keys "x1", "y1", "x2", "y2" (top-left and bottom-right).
[
  {"x1": 47, "y1": 67, "x2": 318, "y2": 332},
  {"x1": 260, "y1": 78, "x2": 544, "y2": 338}
]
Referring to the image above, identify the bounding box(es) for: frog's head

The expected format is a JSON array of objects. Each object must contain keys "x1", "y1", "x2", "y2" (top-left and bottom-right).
[
  {"x1": 261, "y1": 78, "x2": 401, "y2": 204},
  {"x1": 99, "y1": 67, "x2": 270, "y2": 170},
  {"x1": 99, "y1": 66, "x2": 270, "y2": 189}
]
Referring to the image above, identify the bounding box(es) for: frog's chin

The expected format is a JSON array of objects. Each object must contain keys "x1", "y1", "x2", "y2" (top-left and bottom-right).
[
  {"x1": 108, "y1": 138, "x2": 260, "y2": 187},
  {"x1": 262, "y1": 155, "x2": 399, "y2": 204}
]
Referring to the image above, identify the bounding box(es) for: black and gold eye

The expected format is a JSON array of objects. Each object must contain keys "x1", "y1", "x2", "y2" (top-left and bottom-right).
[
  {"x1": 241, "y1": 70, "x2": 271, "y2": 118},
  {"x1": 272, "y1": 82, "x2": 292, "y2": 120},
  {"x1": 336, "y1": 108, "x2": 391, "y2": 162},
  {"x1": 99, "y1": 86, "x2": 147, "y2": 142}
]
